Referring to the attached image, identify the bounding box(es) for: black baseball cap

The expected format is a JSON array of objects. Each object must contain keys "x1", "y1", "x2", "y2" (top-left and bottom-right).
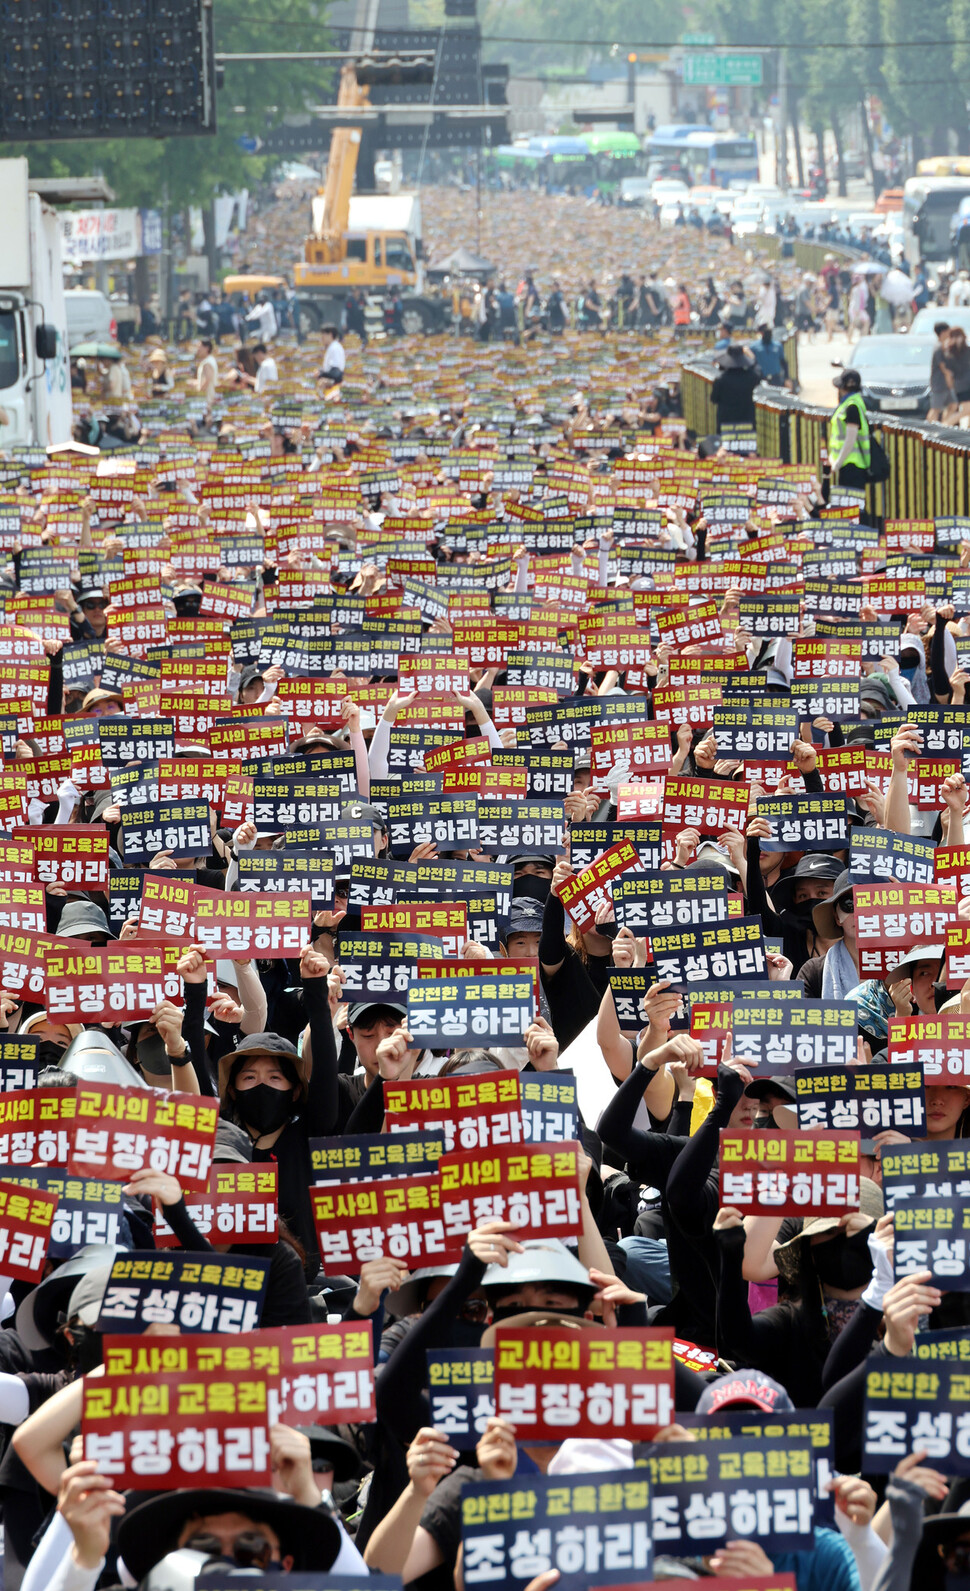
[
  {"x1": 504, "y1": 900, "x2": 544, "y2": 935},
  {"x1": 347, "y1": 1000, "x2": 407, "y2": 1026}
]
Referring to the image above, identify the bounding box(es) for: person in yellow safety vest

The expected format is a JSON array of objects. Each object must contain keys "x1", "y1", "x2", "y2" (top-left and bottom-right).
[{"x1": 828, "y1": 367, "x2": 871, "y2": 490}]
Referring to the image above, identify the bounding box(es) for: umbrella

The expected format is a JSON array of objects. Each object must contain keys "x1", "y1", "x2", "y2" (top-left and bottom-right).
[
  {"x1": 69, "y1": 341, "x2": 123, "y2": 359},
  {"x1": 881, "y1": 268, "x2": 916, "y2": 305},
  {"x1": 852, "y1": 260, "x2": 884, "y2": 277}
]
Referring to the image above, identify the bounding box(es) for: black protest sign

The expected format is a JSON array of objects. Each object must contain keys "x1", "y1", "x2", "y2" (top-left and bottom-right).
[
  {"x1": 237, "y1": 851, "x2": 335, "y2": 910},
  {"x1": 880, "y1": 1141, "x2": 970, "y2": 1208},
  {"x1": 850, "y1": 827, "x2": 937, "y2": 884},
  {"x1": 94, "y1": 1251, "x2": 271, "y2": 1334},
  {"x1": 730, "y1": 1002, "x2": 857, "y2": 1071},
  {"x1": 118, "y1": 801, "x2": 211, "y2": 864},
  {"x1": 461, "y1": 1472, "x2": 653, "y2": 1591},
  {"x1": 637, "y1": 1437, "x2": 816, "y2": 1554},
  {"x1": 755, "y1": 793, "x2": 850, "y2": 852},
  {"x1": 310, "y1": 1130, "x2": 445, "y2": 1183},
  {"x1": 795, "y1": 1065, "x2": 926, "y2": 1135},
  {"x1": 337, "y1": 934, "x2": 445, "y2": 1002},
  {"x1": 864, "y1": 1357, "x2": 970, "y2": 1472},
  {"x1": 895, "y1": 1198, "x2": 970, "y2": 1288},
  {"x1": 611, "y1": 872, "x2": 738, "y2": 933},
  {"x1": 428, "y1": 1347, "x2": 495, "y2": 1445},
  {"x1": 387, "y1": 794, "x2": 480, "y2": 856}
]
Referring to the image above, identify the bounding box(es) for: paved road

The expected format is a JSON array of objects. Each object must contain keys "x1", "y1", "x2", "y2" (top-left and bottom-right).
[{"x1": 796, "y1": 332, "x2": 856, "y2": 407}]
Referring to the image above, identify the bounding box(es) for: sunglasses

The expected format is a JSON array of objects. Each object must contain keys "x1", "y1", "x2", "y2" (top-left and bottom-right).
[
  {"x1": 836, "y1": 896, "x2": 854, "y2": 914},
  {"x1": 81, "y1": 600, "x2": 107, "y2": 611}
]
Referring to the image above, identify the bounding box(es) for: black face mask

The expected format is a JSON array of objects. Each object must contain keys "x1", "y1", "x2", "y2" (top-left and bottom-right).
[
  {"x1": 36, "y1": 1041, "x2": 67, "y2": 1070},
  {"x1": 788, "y1": 901, "x2": 820, "y2": 931},
  {"x1": 235, "y1": 1084, "x2": 294, "y2": 1136},
  {"x1": 137, "y1": 1031, "x2": 172, "y2": 1076},
  {"x1": 812, "y1": 1228, "x2": 873, "y2": 1291},
  {"x1": 67, "y1": 1322, "x2": 104, "y2": 1374},
  {"x1": 513, "y1": 874, "x2": 552, "y2": 905},
  {"x1": 449, "y1": 1318, "x2": 486, "y2": 1349}
]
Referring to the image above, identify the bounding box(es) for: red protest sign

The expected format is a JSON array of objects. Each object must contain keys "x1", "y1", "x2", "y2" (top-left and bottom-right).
[
  {"x1": 907, "y1": 758, "x2": 961, "y2": 811},
  {"x1": 399, "y1": 654, "x2": 471, "y2": 695},
  {"x1": 311, "y1": 1175, "x2": 463, "y2": 1274},
  {"x1": 0, "y1": 1088, "x2": 75, "y2": 1165},
  {"x1": 615, "y1": 782, "x2": 665, "y2": 820},
  {"x1": 719, "y1": 1130, "x2": 861, "y2": 1216},
  {"x1": 383, "y1": 1072, "x2": 523, "y2": 1153},
  {"x1": 191, "y1": 884, "x2": 312, "y2": 958},
  {"x1": 101, "y1": 1320, "x2": 376, "y2": 1427},
  {"x1": 935, "y1": 844, "x2": 970, "y2": 899},
  {"x1": 16, "y1": 825, "x2": 109, "y2": 888},
  {"x1": 0, "y1": 1178, "x2": 58, "y2": 1280},
  {"x1": 0, "y1": 839, "x2": 35, "y2": 883},
  {"x1": 590, "y1": 722, "x2": 672, "y2": 778},
  {"x1": 854, "y1": 883, "x2": 959, "y2": 978},
  {"x1": 888, "y1": 1012, "x2": 970, "y2": 1083},
  {"x1": 137, "y1": 874, "x2": 195, "y2": 941},
  {"x1": 947, "y1": 920, "x2": 970, "y2": 986},
  {"x1": 45, "y1": 943, "x2": 185, "y2": 1023},
  {"x1": 361, "y1": 902, "x2": 468, "y2": 959},
  {"x1": 0, "y1": 885, "x2": 45, "y2": 932},
  {"x1": 494, "y1": 1327, "x2": 674, "y2": 1440},
  {"x1": 656, "y1": 600, "x2": 723, "y2": 649},
  {"x1": 82, "y1": 1368, "x2": 271, "y2": 1489},
  {"x1": 154, "y1": 1164, "x2": 279, "y2": 1249},
  {"x1": 68, "y1": 1083, "x2": 219, "y2": 1190},
  {"x1": 557, "y1": 839, "x2": 642, "y2": 934},
  {"x1": 653, "y1": 682, "x2": 724, "y2": 727},
  {"x1": 438, "y1": 1141, "x2": 582, "y2": 1241},
  {"x1": 662, "y1": 776, "x2": 749, "y2": 836}
]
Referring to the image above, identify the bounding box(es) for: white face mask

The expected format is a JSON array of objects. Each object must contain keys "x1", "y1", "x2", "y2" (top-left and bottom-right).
[{"x1": 835, "y1": 903, "x2": 853, "y2": 927}]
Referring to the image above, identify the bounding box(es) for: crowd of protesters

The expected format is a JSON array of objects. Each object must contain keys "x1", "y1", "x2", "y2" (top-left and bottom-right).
[{"x1": 0, "y1": 219, "x2": 969, "y2": 1591}]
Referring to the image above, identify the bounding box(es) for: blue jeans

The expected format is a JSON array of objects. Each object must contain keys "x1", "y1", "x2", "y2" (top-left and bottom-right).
[{"x1": 618, "y1": 1236, "x2": 672, "y2": 1305}]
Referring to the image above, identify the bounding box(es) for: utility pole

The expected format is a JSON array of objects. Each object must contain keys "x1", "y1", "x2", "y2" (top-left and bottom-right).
[{"x1": 777, "y1": 46, "x2": 788, "y2": 191}]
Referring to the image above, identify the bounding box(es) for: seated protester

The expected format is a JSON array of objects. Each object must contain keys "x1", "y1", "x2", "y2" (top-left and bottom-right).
[
  {"x1": 217, "y1": 944, "x2": 344, "y2": 1276},
  {"x1": 366, "y1": 1235, "x2": 665, "y2": 1581},
  {"x1": 598, "y1": 1050, "x2": 756, "y2": 1349},
  {"x1": 846, "y1": 944, "x2": 945, "y2": 1056},
  {"x1": 21, "y1": 1462, "x2": 347, "y2": 1591},
  {"x1": 712, "y1": 1180, "x2": 884, "y2": 1409},
  {"x1": 797, "y1": 869, "x2": 862, "y2": 997},
  {"x1": 745, "y1": 836, "x2": 846, "y2": 972},
  {"x1": 121, "y1": 1121, "x2": 312, "y2": 1329},
  {"x1": 539, "y1": 863, "x2": 617, "y2": 1050}
]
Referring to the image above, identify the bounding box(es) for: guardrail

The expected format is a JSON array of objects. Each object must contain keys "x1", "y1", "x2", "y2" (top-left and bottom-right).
[{"x1": 681, "y1": 360, "x2": 970, "y2": 522}]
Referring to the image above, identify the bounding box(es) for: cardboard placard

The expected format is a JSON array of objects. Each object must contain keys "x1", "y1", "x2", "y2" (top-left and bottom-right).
[
  {"x1": 719, "y1": 1130, "x2": 861, "y2": 1215},
  {"x1": 68, "y1": 1083, "x2": 218, "y2": 1190}
]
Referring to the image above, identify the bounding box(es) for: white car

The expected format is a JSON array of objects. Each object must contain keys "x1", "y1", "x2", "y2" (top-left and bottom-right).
[
  {"x1": 64, "y1": 288, "x2": 116, "y2": 348},
  {"x1": 730, "y1": 199, "x2": 765, "y2": 237},
  {"x1": 650, "y1": 178, "x2": 690, "y2": 203}
]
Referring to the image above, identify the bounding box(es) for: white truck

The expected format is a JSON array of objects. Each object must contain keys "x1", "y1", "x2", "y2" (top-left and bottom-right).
[{"x1": 0, "y1": 158, "x2": 72, "y2": 448}]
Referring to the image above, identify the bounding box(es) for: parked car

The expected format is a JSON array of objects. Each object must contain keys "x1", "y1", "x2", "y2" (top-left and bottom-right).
[
  {"x1": 847, "y1": 335, "x2": 936, "y2": 415},
  {"x1": 64, "y1": 288, "x2": 115, "y2": 348},
  {"x1": 618, "y1": 177, "x2": 653, "y2": 208}
]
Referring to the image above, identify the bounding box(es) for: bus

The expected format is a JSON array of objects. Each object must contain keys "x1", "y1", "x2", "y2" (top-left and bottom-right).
[
  {"x1": 644, "y1": 125, "x2": 760, "y2": 189},
  {"x1": 902, "y1": 175, "x2": 970, "y2": 267},
  {"x1": 915, "y1": 157, "x2": 970, "y2": 178},
  {"x1": 579, "y1": 130, "x2": 645, "y2": 195},
  {"x1": 526, "y1": 136, "x2": 597, "y2": 193}
]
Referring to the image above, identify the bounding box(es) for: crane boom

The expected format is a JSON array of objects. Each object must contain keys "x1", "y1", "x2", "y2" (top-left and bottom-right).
[{"x1": 313, "y1": 63, "x2": 370, "y2": 245}]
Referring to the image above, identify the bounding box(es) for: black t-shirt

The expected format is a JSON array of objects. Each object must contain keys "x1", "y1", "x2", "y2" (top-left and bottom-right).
[{"x1": 710, "y1": 366, "x2": 759, "y2": 428}]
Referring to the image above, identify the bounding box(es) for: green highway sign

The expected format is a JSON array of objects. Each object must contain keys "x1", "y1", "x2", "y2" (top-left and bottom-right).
[
  {"x1": 682, "y1": 52, "x2": 764, "y2": 86},
  {"x1": 680, "y1": 31, "x2": 716, "y2": 45}
]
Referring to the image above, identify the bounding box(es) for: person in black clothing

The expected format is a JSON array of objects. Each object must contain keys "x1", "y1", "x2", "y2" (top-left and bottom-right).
[
  {"x1": 215, "y1": 945, "x2": 344, "y2": 1275},
  {"x1": 712, "y1": 1183, "x2": 882, "y2": 1410},
  {"x1": 710, "y1": 343, "x2": 760, "y2": 431},
  {"x1": 598, "y1": 1051, "x2": 758, "y2": 1348},
  {"x1": 539, "y1": 866, "x2": 615, "y2": 1050}
]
